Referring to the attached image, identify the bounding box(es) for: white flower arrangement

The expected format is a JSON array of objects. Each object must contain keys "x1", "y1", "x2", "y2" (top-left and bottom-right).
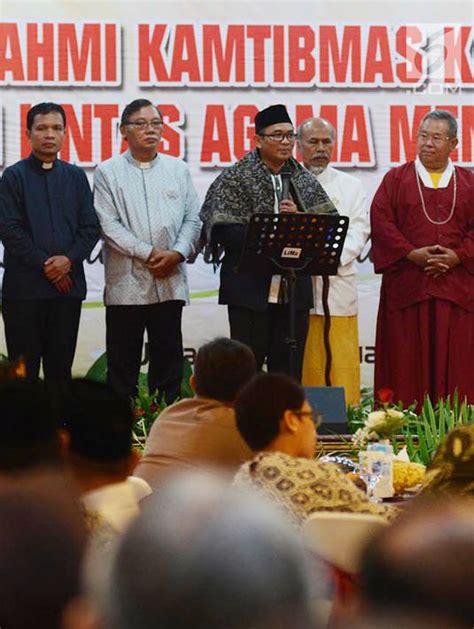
[{"x1": 352, "y1": 389, "x2": 408, "y2": 449}]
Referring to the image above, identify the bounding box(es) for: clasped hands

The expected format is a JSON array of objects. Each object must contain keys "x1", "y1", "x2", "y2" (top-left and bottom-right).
[
  {"x1": 407, "y1": 244, "x2": 460, "y2": 278},
  {"x1": 44, "y1": 255, "x2": 72, "y2": 294},
  {"x1": 146, "y1": 248, "x2": 184, "y2": 278}
]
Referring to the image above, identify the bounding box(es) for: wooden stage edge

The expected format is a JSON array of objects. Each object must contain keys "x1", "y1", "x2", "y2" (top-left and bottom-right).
[{"x1": 316, "y1": 434, "x2": 355, "y2": 458}]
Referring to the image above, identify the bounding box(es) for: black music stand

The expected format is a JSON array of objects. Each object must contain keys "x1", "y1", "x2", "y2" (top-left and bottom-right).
[{"x1": 237, "y1": 212, "x2": 349, "y2": 378}]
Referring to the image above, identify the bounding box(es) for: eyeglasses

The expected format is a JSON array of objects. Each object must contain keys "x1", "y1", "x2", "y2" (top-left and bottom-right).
[
  {"x1": 124, "y1": 120, "x2": 163, "y2": 131},
  {"x1": 294, "y1": 410, "x2": 322, "y2": 428},
  {"x1": 417, "y1": 132, "x2": 453, "y2": 145},
  {"x1": 259, "y1": 132, "x2": 296, "y2": 143}
]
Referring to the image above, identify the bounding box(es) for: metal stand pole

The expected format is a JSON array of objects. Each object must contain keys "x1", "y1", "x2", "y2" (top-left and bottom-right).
[{"x1": 286, "y1": 268, "x2": 298, "y2": 379}]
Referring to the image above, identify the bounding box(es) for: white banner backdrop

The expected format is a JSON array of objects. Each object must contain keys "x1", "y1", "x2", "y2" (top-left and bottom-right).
[{"x1": 0, "y1": 1, "x2": 472, "y2": 387}]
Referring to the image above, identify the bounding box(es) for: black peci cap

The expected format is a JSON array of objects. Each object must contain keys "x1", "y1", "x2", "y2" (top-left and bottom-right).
[{"x1": 255, "y1": 104, "x2": 293, "y2": 134}]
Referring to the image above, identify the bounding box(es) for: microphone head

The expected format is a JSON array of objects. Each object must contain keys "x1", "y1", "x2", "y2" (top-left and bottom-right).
[{"x1": 280, "y1": 162, "x2": 293, "y2": 179}]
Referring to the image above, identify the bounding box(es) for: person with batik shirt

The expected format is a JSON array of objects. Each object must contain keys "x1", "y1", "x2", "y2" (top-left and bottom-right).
[
  {"x1": 233, "y1": 373, "x2": 395, "y2": 526},
  {"x1": 371, "y1": 110, "x2": 474, "y2": 408},
  {"x1": 421, "y1": 423, "x2": 474, "y2": 498},
  {"x1": 200, "y1": 105, "x2": 336, "y2": 381}
]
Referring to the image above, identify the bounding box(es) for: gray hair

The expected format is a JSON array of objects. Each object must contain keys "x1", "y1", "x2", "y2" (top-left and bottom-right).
[
  {"x1": 105, "y1": 473, "x2": 319, "y2": 629},
  {"x1": 296, "y1": 117, "x2": 336, "y2": 141},
  {"x1": 420, "y1": 110, "x2": 458, "y2": 138},
  {"x1": 359, "y1": 498, "x2": 474, "y2": 626}
]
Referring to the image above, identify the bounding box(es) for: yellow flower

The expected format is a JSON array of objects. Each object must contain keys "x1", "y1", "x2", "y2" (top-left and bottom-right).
[
  {"x1": 393, "y1": 460, "x2": 426, "y2": 494},
  {"x1": 366, "y1": 410, "x2": 386, "y2": 427},
  {"x1": 386, "y1": 408, "x2": 404, "y2": 419}
]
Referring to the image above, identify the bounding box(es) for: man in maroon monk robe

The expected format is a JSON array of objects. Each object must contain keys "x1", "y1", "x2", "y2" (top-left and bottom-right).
[{"x1": 371, "y1": 110, "x2": 474, "y2": 408}]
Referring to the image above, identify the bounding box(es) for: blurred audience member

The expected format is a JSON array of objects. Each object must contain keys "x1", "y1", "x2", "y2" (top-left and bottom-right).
[
  {"x1": 347, "y1": 611, "x2": 467, "y2": 629},
  {"x1": 421, "y1": 423, "x2": 474, "y2": 497},
  {"x1": 357, "y1": 498, "x2": 474, "y2": 628},
  {"x1": 0, "y1": 475, "x2": 87, "y2": 629},
  {"x1": 0, "y1": 379, "x2": 63, "y2": 477},
  {"x1": 62, "y1": 379, "x2": 149, "y2": 535},
  {"x1": 135, "y1": 338, "x2": 255, "y2": 488},
  {"x1": 105, "y1": 472, "x2": 320, "y2": 629},
  {"x1": 233, "y1": 373, "x2": 394, "y2": 525}
]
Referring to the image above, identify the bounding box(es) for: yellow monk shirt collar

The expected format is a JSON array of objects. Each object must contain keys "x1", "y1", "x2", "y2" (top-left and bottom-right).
[
  {"x1": 415, "y1": 157, "x2": 454, "y2": 189},
  {"x1": 428, "y1": 171, "x2": 443, "y2": 189}
]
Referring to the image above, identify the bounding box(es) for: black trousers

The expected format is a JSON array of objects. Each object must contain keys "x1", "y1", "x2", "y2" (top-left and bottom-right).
[
  {"x1": 2, "y1": 298, "x2": 82, "y2": 383},
  {"x1": 228, "y1": 304, "x2": 309, "y2": 382},
  {"x1": 106, "y1": 301, "x2": 183, "y2": 404}
]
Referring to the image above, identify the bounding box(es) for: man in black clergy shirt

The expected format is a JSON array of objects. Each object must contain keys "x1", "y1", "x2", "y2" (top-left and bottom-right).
[{"x1": 0, "y1": 102, "x2": 99, "y2": 387}]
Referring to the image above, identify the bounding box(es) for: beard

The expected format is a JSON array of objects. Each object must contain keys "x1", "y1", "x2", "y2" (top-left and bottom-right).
[{"x1": 306, "y1": 164, "x2": 326, "y2": 176}]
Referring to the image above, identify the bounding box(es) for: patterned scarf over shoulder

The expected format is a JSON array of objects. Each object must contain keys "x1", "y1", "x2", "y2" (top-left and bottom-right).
[
  {"x1": 200, "y1": 150, "x2": 337, "y2": 262},
  {"x1": 422, "y1": 423, "x2": 474, "y2": 497}
]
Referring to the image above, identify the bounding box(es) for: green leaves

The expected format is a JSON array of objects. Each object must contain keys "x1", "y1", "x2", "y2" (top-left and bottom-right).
[
  {"x1": 85, "y1": 351, "x2": 108, "y2": 383},
  {"x1": 346, "y1": 386, "x2": 374, "y2": 433},
  {"x1": 401, "y1": 392, "x2": 474, "y2": 465},
  {"x1": 349, "y1": 389, "x2": 473, "y2": 465},
  {"x1": 85, "y1": 353, "x2": 194, "y2": 450},
  {"x1": 132, "y1": 387, "x2": 168, "y2": 449}
]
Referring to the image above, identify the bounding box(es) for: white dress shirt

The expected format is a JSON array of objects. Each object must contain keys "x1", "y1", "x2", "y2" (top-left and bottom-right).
[{"x1": 82, "y1": 476, "x2": 152, "y2": 533}]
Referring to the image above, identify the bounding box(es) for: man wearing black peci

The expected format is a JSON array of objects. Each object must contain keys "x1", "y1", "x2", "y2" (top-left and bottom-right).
[{"x1": 200, "y1": 104, "x2": 336, "y2": 380}]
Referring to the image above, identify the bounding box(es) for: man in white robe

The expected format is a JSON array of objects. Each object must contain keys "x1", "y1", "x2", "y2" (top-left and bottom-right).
[{"x1": 297, "y1": 118, "x2": 369, "y2": 405}]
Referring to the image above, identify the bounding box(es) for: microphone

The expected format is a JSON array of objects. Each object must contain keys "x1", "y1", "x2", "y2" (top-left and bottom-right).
[{"x1": 280, "y1": 162, "x2": 292, "y2": 201}]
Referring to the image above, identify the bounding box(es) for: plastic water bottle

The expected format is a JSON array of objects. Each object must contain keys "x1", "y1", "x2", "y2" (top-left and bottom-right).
[{"x1": 364, "y1": 441, "x2": 394, "y2": 500}]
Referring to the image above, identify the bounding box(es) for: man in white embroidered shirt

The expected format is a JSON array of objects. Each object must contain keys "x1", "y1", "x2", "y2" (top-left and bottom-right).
[
  {"x1": 297, "y1": 117, "x2": 369, "y2": 405},
  {"x1": 94, "y1": 99, "x2": 201, "y2": 403}
]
